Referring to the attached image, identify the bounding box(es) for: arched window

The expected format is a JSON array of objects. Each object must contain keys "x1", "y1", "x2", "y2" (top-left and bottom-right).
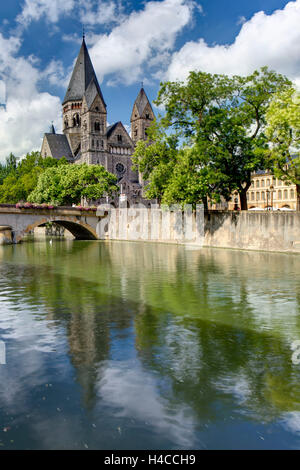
[
  {"x1": 284, "y1": 189, "x2": 288, "y2": 200},
  {"x1": 73, "y1": 113, "x2": 80, "y2": 127},
  {"x1": 94, "y1": 121, "x2": 100, "y2": 131},
  {"x1": 291, "y1": 189, "x2": 295, "y2": 199},
  {"x1": 278, "y1": 190, "x2": 282, "y2": 200}
]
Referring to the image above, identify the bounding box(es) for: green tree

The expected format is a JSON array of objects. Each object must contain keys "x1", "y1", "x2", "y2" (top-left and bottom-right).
[
  {"x1": 133, "y1": 123, "x2": 231, "y2": 208},
  {"x1": 155, "y1": 67, "x2": 292, "y2": 210},
  {"x1": 28, "y1": 163, "x2": 118, "y2": 206},
  {"x1": 132, "y1": 124, "x2": 179, "y2": 204},
  {"x1": 0, "y1": 151, "x2": 69, "y2": 203},
  {"x1": 265, "y1": 88, "x2": 300, "y2": 210}
]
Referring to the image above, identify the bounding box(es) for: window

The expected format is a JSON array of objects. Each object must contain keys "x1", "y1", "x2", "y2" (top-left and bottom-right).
[
  {"x1": 117, "y1": 135, "x2": 123, "y2": 142},
  {"x1": 261, "y1": 192, "x2": 265, "y2": 201},
  {"x1": 261, "y1": 180, "x2": 265, "y2": 187},
  {"x1": 251, "y1": 192, "x2": 254, "y2": 201},
  {"x1": 146, "y1": 113, "x2": 150, "y2": 119},
  {"x1": 267, "y1": 179, "x2": 270, "y2": 186},
  {"x1": 256, "y1": 192, "x2": 260, "y2": 201},
  {"x1": 95, "y1": 121, "x2": 100, "y2": 131},
  {"x1": 256, "y1": 180, "x2": 260, "y2": 188},
  {"x1": 73, "y1": 113, "x2": 80, "y2": 127},
  {"x1": 116, "y1": 163, "x2": 125, "y2": 174},
  {"x1": 291, "y1": 189, "x2": 295, "y2": 199},
  {"x1": 284, "y1": 189, "x2": 288, "y2": 200},
  {"x1": 92, "y1": 139, "x2": 95, "y2": 148},
  {"x1": 278, "y1": 190, "x2": 282, "y2": 200}
]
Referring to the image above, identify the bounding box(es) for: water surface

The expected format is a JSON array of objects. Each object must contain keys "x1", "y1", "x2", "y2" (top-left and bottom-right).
[{"x1": 0, "y1": 239, "x2": 300, "y2": 449}]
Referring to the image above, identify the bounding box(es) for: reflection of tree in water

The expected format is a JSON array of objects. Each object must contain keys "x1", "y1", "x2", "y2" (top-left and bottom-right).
[
  {"x1": 135, "y1": 305, "x2": 300, "y2": 425},
  {"x1": 1, "y1": 240, "x2": 300, "y2": 421}
]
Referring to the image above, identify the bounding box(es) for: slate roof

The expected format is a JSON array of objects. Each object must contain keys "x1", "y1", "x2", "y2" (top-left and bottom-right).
[
  {"x1": 84, "y1": 79, "x2": 102, "y2": 110},
  {"x1": 44, "y1": 134, "x2": 73, "y2": 161},
  {"x1": 63, "y1": 38, "x2": 106, "y2": 107},
  {"x1": 133, "y1": 88, "x2": 153, "y2": 116},
  {"x1": 106, "y1": 122, "x2": 119, "y2": 138}
]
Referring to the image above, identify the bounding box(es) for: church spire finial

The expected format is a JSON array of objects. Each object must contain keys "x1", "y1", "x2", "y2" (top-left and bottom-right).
[{"x1": 82, "y1": 25, "x2": 85, "y2": 40}]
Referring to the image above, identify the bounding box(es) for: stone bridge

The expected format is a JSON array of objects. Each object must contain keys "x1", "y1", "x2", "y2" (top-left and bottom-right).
[{"x1": 0, "y1": 205, "x2": 106, "y2": 243}]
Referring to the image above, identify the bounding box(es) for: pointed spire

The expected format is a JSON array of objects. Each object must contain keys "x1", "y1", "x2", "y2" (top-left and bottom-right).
[
  {"x1": 133, "y1": 86, "x2": 153, "y2": 118},
  {"x1": 50, "y1": 123, "x2": 55, "y2": 134},
  {"x1": 63, "y1": 37, "x2": 106, "y2": 107}
]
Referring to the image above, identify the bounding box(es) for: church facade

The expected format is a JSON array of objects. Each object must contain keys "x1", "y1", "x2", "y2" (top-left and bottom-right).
[{"x1": 41, "y1": 37, "x2": 155, "y2": 205}]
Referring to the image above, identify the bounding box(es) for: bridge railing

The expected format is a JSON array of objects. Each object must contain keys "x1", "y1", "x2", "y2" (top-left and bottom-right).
[{"x1": 0, "y1": 203, "x2": 97, "y2": 212}]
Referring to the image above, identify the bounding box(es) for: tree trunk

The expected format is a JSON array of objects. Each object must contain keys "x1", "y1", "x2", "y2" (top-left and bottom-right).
[
  {"x1": 239, "y1": 189, "x2": 248, "y2": 211},
  {"x1": 202, "y1": 196, "x2": 208, "y2": 211},
  {"x1": 296, "y1": 185, "x2": 300, "y2": 211}
]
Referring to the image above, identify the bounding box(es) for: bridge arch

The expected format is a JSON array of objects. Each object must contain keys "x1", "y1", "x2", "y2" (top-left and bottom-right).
[{"x1": 17, "y1": 217, "x2": 98, "y2": 243}]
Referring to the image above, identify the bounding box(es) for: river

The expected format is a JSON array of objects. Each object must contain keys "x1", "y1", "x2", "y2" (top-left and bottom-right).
[{"x1": 0, "y1": 239, "x2": 300, "y2": 449}]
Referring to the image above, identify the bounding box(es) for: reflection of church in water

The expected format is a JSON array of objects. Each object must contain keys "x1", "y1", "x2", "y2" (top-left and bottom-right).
[{"x1": 41, "y1": 36, "x2": 155, "y2": 205}]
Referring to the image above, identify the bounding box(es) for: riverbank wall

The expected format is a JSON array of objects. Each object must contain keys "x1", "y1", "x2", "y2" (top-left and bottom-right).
[
  {"x1": 204, "y1": 211, "x2": 300, "y2": 253},
  {"x1": 99, "y1": 208, "x2": 300, "y2": 253}
]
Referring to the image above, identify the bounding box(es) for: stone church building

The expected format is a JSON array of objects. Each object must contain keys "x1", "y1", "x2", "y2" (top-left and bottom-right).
[{"x1": 41, "y1": 37, "x2": 155, "y2": 205}]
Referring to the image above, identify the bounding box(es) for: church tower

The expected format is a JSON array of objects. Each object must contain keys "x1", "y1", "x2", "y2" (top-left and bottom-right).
[
  {"x1": 130, "y1": 87, "x2": 155, "y2": 143},
  {"x1": 62, "y1": 36, "x2": 107, "y2": 161}
]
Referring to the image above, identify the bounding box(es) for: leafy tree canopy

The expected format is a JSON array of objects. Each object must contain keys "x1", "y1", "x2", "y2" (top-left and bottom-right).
[
  {"x1": 265, "y1": 87, "x2": 300, "y2": 209},
  {"x1": 0, "y1": 152, "x2": 68, "y2": 203},
  {"x1": 151, "y1": 67, "x2": 293, "y2": 209},
  {"x1": 28, "y1": 163, "x2": 118, "y2": 206}
]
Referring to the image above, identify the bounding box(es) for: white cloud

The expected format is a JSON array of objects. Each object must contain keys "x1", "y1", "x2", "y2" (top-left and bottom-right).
[
  {"x1": 167, "y1": 0, "x2": 300, "y2": 83},
  {"x1": 0, "y1": 33, "x2": 61, "y2": 162},
  {"x1": 41, "y1": 59, "x2": 66, "y2": 86},
  {"x1": 0, "y1": 80, "x2": 6, "y2": 104},
  {"x1": 17, "y1": 0, "x2": 75, "y2": 27},
  {"x1": 237, "y1": 15, "x2": 246, "y2": 25},
  {"x1": 79, "y1": 0, "x2": 124, "y2": 26},
  {"x1": 88, "y1": 0, "x2": 198, "y2": 85}
]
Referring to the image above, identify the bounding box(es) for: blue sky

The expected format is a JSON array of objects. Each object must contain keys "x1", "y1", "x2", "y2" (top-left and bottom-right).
[{"x1": 0, "y1": 0, "x2": 299, "y2": 161}]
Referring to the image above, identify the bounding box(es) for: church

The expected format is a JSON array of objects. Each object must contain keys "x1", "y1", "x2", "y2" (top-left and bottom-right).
[{"x1": 41, "y1": 36, "x2": 155, "y2": 205}]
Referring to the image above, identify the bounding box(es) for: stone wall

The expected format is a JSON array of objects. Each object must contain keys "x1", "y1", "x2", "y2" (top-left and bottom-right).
[
  {"x1": 98, "y1": 208, "x2": 300, "y2": 253},
  {"x1": 204, "y1": 211, "x2": 300, "y2": 253}
]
